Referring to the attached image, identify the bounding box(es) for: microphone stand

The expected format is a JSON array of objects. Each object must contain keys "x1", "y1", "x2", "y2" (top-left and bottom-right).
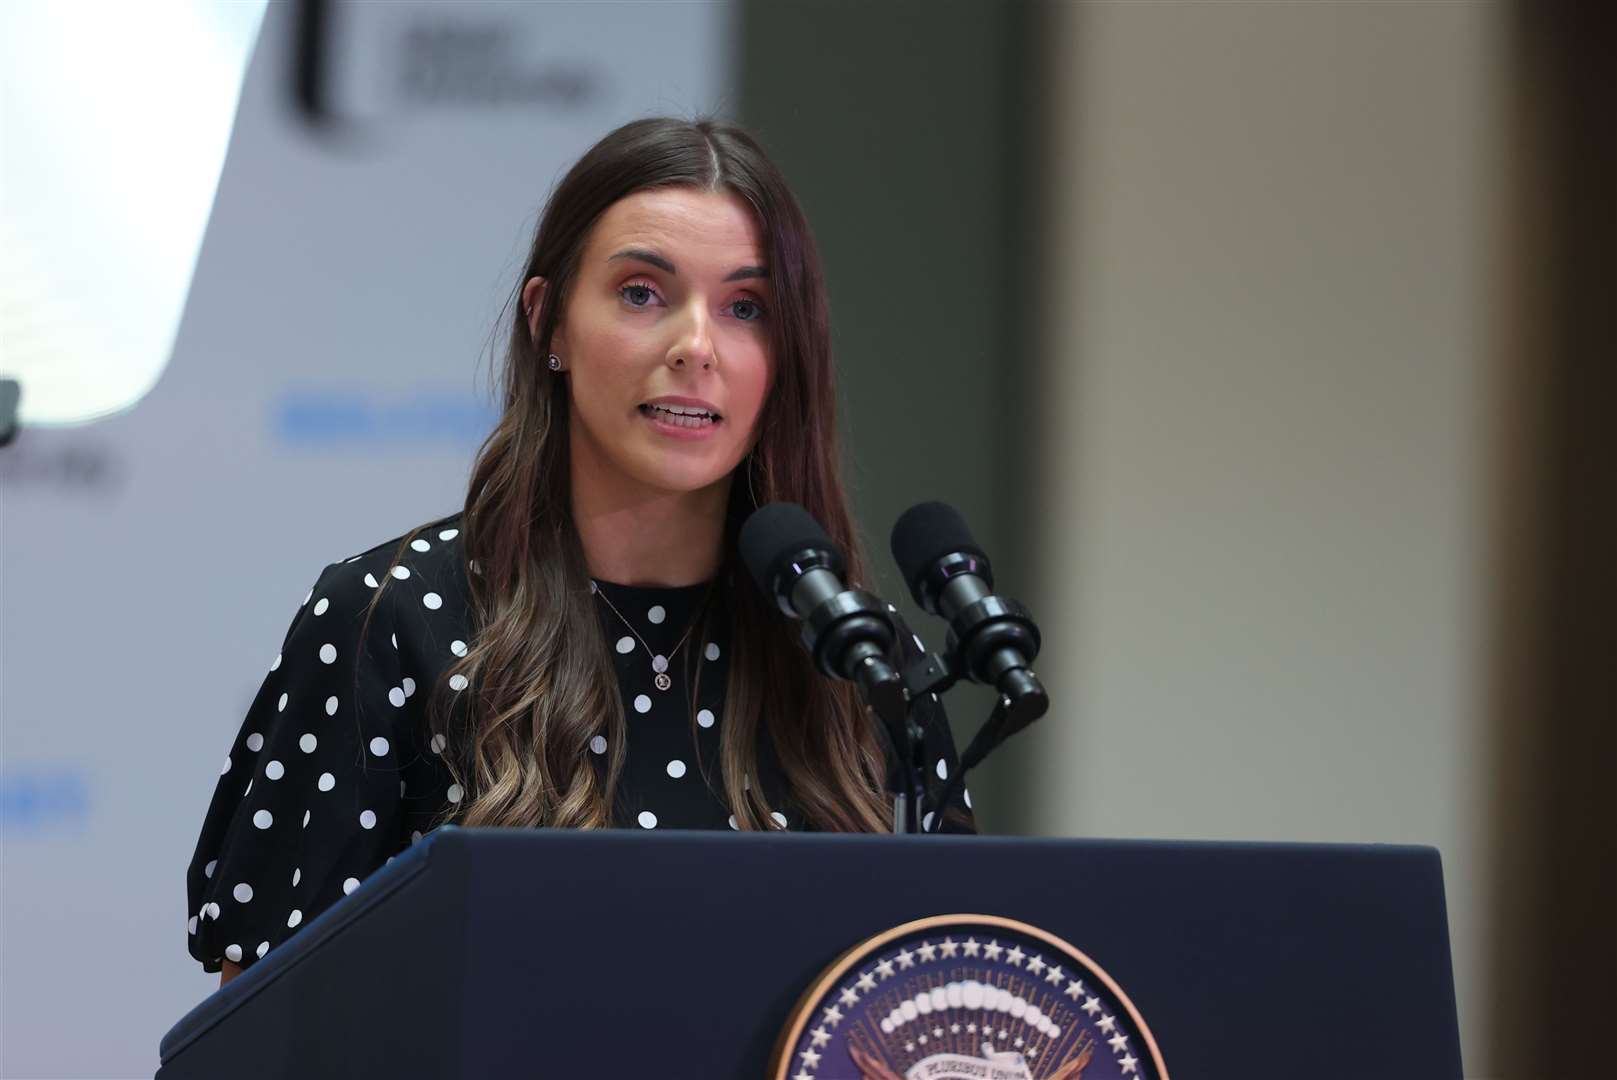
[
  {"x1": 801, "y1": 599, "x2": 923, "y2": 834},
  {"x1": 898, "y1": 648, "x2": 1049, "y2": 834},
  {"x1": 846, "y1": 647, "x2": 926, "y2": 834}
]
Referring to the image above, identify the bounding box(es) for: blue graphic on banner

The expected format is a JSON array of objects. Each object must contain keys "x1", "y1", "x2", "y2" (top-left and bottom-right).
[
  {"x1": 0, "y1": 765, "x2": 92, "y2": 830},
  {"x1": 274, "y1": 389, "x2": 498, "y2": 447}
]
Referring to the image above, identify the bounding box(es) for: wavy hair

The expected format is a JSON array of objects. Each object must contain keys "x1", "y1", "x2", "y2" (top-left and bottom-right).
[{"x1": 363, "y1": 117, "x2": 890, "y2": 832}]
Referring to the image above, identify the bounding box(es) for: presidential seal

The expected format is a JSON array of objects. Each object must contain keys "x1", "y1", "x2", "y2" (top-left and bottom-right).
[{"x1": 772, "y1": 914, "x2": 1167, "y2": 1080}]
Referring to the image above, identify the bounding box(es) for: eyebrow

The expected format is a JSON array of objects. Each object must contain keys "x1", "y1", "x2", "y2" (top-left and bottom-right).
[{"x1": 606, "y1": 247, "x2": 768, "y2": 282}]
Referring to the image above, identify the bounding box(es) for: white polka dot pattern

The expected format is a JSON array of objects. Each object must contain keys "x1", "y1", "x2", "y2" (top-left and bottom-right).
[{"x1": 187, "y1": 520, "x2": 976, "y2": 978}]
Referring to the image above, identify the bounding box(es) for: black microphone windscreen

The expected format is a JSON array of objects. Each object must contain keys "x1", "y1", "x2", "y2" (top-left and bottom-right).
[
  {"x1": 739, "y1": 502, "x2": 839, "y2": 596},
  {"x1": 890, "y1": 501, "x2": 990, "y2": 601}
]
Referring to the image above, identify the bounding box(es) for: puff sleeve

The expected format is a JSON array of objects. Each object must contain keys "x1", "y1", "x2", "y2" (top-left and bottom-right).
[{"x1": 185, "y1": 561, "x2": 410, "y2": 974}]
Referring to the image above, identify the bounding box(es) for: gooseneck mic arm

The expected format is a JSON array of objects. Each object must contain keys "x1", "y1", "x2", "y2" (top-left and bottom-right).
[{"x1": 739, "y1": 503, "x2": 924, "y2": 832}]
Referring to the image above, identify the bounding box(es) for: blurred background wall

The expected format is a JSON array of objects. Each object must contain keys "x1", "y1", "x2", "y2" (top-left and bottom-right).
[
  {"x1": 1031, "y1": 0, "x2": 1499, "y2": 1062},
  {"x1": 3, "y1": 1, "x2": 1610, "y2": 1076}
]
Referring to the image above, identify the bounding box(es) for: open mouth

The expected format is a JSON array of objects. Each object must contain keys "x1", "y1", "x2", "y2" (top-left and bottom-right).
[{"x1": 638, "y1": 403, "x2": 722, "y2": 429}]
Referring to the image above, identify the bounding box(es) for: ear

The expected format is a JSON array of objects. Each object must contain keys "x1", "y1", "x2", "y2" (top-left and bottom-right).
[{"x1": 521, "y1": 276, "x2": 564, "y2": 352}]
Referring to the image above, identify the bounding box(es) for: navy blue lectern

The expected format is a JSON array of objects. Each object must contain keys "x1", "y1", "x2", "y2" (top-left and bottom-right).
[{"x1": 158, "y1": 828, "x2": 1463, "y2": 1078}]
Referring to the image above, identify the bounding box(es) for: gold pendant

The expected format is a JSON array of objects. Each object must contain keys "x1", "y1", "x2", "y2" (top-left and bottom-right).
[{"x1": 654, "y1": 672, "x2": 672, "y2": 691}]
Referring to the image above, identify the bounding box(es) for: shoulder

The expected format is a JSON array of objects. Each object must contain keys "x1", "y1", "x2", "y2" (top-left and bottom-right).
[
  {"x1": 270, "y1": 512, "x2": 468, "y2": 659},
  {"x1": 306, "y1": 512, "x2": 468, "y2": 605},
  {"x1": 332, "y1": 510, "x2": 466, "y2": 580}
]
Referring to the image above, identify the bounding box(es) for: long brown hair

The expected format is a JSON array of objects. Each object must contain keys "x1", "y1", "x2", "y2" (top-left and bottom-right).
[{"x1": 364, "y1": 117, "x2": 889, "y2": 832}]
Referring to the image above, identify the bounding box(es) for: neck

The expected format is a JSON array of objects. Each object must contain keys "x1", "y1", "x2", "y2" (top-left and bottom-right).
[{"x1": 570, "y1": 450, "x2": 731, "y2": 589}]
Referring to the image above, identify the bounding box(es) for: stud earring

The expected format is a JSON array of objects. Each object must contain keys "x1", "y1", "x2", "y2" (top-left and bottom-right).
[{"x1": 547, "y1": 354, "x2": 562, "y2": 372}]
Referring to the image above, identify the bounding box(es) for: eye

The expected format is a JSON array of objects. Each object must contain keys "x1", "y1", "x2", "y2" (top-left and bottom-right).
[
  {"x1": 619, "y1": 280, "x2": 661, "y2": 308},
  {"x1": 729, "y1": 298, "x2": 766, "y2": 322}
]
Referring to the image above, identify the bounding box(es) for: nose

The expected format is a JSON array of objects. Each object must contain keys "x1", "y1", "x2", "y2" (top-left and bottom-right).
[{"x1": 668, "y1": 304, "x2": 716, "y2": 371}]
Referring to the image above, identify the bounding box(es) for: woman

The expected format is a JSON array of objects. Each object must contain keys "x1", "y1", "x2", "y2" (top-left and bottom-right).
[{"x1": 186, "y1": 117, "x2": 974, "y2": 989}]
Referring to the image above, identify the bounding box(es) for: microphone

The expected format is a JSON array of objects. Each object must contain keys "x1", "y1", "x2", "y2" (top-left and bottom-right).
[
  {"x1": 890, "y1": 502, "x2": 1046, "y2": 723},
  {"x1": 741, "y1": 502, "x2": 941, "y2": 833},
  {"x1": 738, "y1": 503, "x2": 903, "y2": 704}
]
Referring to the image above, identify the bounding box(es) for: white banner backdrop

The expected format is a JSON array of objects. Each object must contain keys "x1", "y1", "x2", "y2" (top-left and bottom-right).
[{"x1": 0, "y1": 3, "x2": 731, "y2": 1075}]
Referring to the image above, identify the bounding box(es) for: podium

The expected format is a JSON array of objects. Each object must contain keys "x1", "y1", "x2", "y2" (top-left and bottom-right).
[{"x1": 158, "y1": 828, "x2": 1463, "y2": 1078}]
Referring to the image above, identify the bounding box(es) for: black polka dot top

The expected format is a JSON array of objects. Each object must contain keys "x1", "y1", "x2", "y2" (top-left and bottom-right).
[{"x1": 185, "y1": 513, "x2": 974, "y2": 975}]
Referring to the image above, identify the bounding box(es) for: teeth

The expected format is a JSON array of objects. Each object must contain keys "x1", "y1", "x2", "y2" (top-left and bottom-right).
[
  {"x1": 649, "y1": 403, "x2": 715, "y2": 417},
  {"x1": 645, "y1": 404, "x2": 718, "y2": 427}
]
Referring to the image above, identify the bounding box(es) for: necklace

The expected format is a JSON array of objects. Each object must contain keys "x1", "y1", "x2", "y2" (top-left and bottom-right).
[{"x1": 590, "y1": 580, "x2": 705, "y2": 691}]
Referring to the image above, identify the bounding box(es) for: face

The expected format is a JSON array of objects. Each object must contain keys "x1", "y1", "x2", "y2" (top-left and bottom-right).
[{"x1": 524, "y1": 187, "x2": 774, "y2": 501}]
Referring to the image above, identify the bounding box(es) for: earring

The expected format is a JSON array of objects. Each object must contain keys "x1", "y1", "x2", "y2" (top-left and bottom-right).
[{"x1": 547, "y1": 354, "x2": 562, "y2": 372}]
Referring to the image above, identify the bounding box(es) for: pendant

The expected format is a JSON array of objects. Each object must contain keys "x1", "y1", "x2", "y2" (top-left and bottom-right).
[{"x1": 654, "y1": 672, "x2": 672, "y2": 691}]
